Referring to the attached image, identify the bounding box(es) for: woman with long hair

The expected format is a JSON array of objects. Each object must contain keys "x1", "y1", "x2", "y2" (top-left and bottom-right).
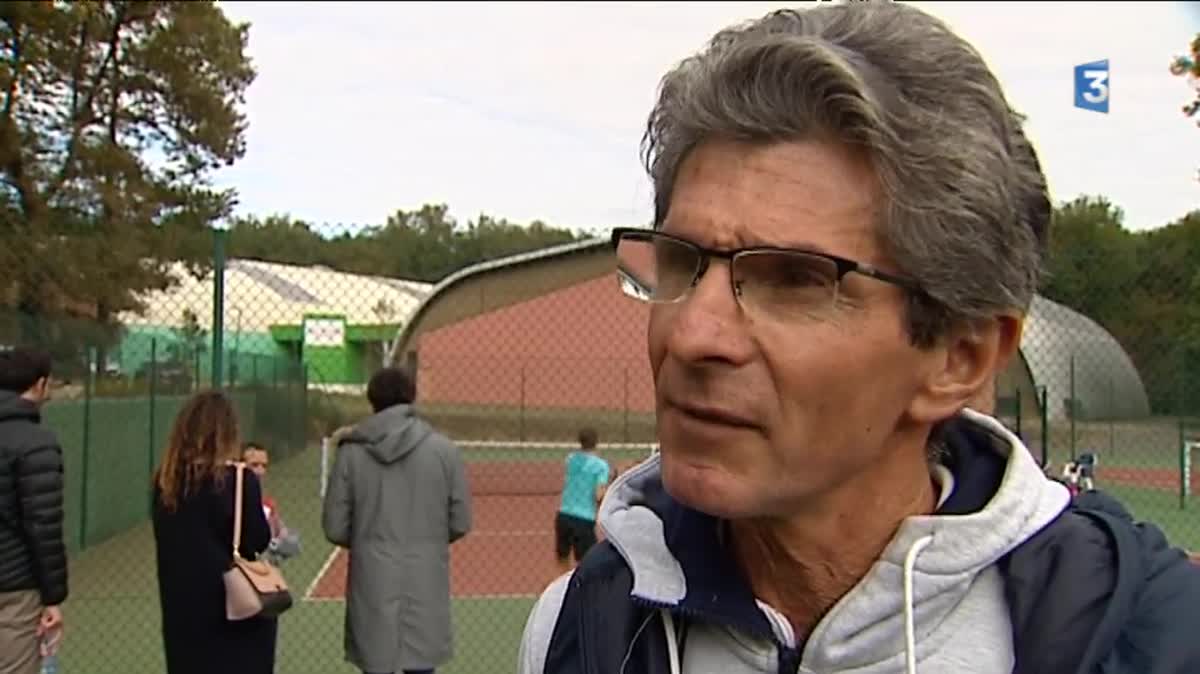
[{"x1": 151, "y1": 390, "x2": 277, "y2": 674}]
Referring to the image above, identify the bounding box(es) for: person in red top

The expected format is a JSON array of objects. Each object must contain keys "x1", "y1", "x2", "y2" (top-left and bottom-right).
[{"x1": 242, "y1": 442, "x2": 300, "y2": 564}]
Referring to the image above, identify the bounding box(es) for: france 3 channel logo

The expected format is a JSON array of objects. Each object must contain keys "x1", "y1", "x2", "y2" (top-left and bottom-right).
[{"x1": 1074, "y1": 59, "x2": 1110, "y2": 114}]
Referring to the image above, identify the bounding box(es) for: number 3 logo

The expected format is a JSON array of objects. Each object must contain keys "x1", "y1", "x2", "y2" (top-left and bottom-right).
[
  {"x1": 1074, "y1": 59, "x2": 1110, "y2": 113},
  {"x1": 1082, "y1": 69, "x2": 1109, "y2": 104}
]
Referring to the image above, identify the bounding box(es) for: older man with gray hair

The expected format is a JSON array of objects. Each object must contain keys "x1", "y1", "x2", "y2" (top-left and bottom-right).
[{"x1": 518, "y1": 2, "x2": 1200, "y2": 673}]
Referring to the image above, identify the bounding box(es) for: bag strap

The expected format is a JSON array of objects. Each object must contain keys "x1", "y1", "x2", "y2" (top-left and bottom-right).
[{"x1": 231, "y1": 461, "x2": 245, "y2": 559}]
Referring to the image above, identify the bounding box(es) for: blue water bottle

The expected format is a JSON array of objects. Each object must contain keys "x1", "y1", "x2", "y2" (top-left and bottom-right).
[{"x1": 41, "y1": 633, "x2": 61, "y2": 674}]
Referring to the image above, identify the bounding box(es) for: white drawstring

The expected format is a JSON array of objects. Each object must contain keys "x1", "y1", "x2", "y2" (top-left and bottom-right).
[
  {"x1": 652, "y1": 534, "x2": 932, "y2": 674},
  {"x1": 619, "y1": 612, "x2": 656, "y2": 674},
  {"x1": 902, "y1": 534, "x2": 935, "y2": 674},
  {"x1": 661, "y1": 609, "x2": 682, "y2": 674}
]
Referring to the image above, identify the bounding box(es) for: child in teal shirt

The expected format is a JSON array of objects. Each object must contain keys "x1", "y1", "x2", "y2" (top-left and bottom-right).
[{"x1": 555, "y1": 428, "x2": 610, "y2": 573}]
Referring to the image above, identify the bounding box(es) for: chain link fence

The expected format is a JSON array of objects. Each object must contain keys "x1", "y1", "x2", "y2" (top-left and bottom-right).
[{"x1": 3, "y1": 219, "x2": 1198, "y2": 673}]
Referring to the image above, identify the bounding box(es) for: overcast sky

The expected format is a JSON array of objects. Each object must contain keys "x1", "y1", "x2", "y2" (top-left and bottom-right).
[{"x1": 213, "y1": 1, "x2": 1200, "y2": 235}]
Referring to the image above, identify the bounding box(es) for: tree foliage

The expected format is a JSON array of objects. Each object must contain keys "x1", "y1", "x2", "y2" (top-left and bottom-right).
[
  {"x1": 1171, "y1": 34, "x2": 1200, "y2": 123},
  {"x1": 0, "y1": 0, "x2": 255, "y2": 344},
  {"x1": 225, "y1": 204, "x2": 588, "y2": 284},
  {"x1": 1171, "y1": 34, "x2": 1200, "y2": 180},
  {"x1": 1040, "y1": 196, "x2": 1200, "y2": 415}
]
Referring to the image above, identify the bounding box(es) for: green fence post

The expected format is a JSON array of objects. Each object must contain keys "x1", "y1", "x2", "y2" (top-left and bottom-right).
[
  {"x1": 622, "y1": 367, "x2": 630, "y2": 444},
  {"x1": 1069, "y1": 352, "x2": 1077, "y2": 462},
  {"x1": 211, "y1": 228, "x2": 227, "y2": 389},
  {"x1": 148, "y1": 340, "x2": 158, "y2": 515},
  {"x1": 1108, "y1": 375, "x2": 1115, "y2": 457},
  {"x1": 280, "y1": 359, "x2": 290, "y2": 452},
  {"x1": 79, "y1": 347, "x2": 95, "y2": 550},
  {"x1": 301, "y1": 365, "x2": 310, "y2": 452},
  {"x1": 519, "y1": 364, "x2": 527, "y2": 442},
  {"x1": 1014, "y1": 386, "x2": 1022, "y2": 439},
  {"x1": 1181, "y1": 419, "x2": 1190, "y2": 510},
  {"x1": 248, "y1": 356, "x2": 259, "y2": 443},
  {"x1": 1039, "y1": 385, "x2": 1049, "y2": 468}
]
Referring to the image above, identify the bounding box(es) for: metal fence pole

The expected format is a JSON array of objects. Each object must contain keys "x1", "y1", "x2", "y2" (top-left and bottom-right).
[
  {"x1": 1069, "y1": 351, "x2": 1077, "y2": 462},
  {"x1": 1014, "y1": 386, "x2": 1022, "y2": 439},
  {"x1": 79, "y1": 347, "x2": 95, "y2": 551},
  {"x1": 320, "y1": 435, "x2": 330, "y2": 501},
  {"x1": 301, "y1": 365, "x2": 310, "y2": 451},
  {"x1": 1108, "y1": 375, "x2": 1115, "y2": 457},
  {"x1": 148, "y1": 339, "x2": 158, "y2": 515},
  {"x1": 248, "y1": 356, "x2": 259, "y2": 442},
  {"x1": 290, "y1": 362, "x2": 300, "y2": 453},
  {"x1": 622, "y1": 367, "x2": 630, "y2": 443},
  {"x1": 211, "y1": 228, "x2": 227, "y2": 389},
  {"x1": 1180, "y1": 419, "x2": 1190, "y2": 511},
  {"x1": 1039, "y1": 386, "x2": 1049, "y2": 468}
]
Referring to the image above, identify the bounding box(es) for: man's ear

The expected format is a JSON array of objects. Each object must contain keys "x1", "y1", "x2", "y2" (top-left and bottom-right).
[{"x1": 908, "y1": 315, "x2": 1023, "y2": 424}]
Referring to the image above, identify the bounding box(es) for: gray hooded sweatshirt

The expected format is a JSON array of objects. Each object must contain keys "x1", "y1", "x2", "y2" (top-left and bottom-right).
[
  {"x1": 518, "y1": 409, "x2": 1071, "y2": 674},
  {"x1": 322, "y1": 404, "x2": 473, "y2": 672}
]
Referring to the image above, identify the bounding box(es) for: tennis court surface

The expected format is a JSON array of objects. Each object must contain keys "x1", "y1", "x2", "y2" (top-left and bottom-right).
[{"x1": 307, "y1": 440, "x2": 651, "y2": 601}]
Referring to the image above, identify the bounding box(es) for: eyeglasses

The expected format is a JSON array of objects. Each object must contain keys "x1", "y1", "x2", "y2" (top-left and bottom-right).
[{"x1": 610, "y1": 227, "x2": 919, "y2": 320}]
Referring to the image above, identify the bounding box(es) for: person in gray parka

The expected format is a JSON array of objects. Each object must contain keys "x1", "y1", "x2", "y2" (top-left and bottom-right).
[{"x1": 322, "y1": 366, "x2": 473, "y2": 674}]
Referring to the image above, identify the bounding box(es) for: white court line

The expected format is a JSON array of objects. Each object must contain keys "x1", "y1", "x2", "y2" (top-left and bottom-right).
[
  {"x1": 303, "y1": 595, "x2": 345, "y2": 603},
  {"x1": 304, "y1": 592, "x2": 538, "y2": 603},
  {"x1": 456, "y1": 593, "x2": 539, "y2": 600},
  {"x1": 303, "y1": 547, "x2": 341, "y2": 601},
  {"x1": 458, "y1": 441, "x2": 657, "y2": 451},
  {"x1": 302, "y1": 531, "x2": 557, "y2": 602}
]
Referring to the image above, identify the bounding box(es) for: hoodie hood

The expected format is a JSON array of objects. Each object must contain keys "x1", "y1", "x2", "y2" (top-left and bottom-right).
[
  {"x1": 341, "y1": 404, "x2": 432, "y2": 464},
  {"x1": 596, "y1": 408, "x2": 1071, "y2": 671},
  {"x1": 0, "y1": 390, "x2": 38, "y2": 425}
]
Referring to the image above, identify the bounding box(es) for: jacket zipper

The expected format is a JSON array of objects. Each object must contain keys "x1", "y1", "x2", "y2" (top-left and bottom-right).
[
  {"x1": 628, "y1": 595, "x2": 791, "y2": 674},
  {"x1": 777, "y1": 646, "x2": 801, "y2": 674}
]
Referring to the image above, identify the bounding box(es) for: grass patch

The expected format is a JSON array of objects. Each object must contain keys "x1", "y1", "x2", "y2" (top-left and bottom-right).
[{"x1": 1104, "y1": 483, "x2": 1200, "y2": 552}]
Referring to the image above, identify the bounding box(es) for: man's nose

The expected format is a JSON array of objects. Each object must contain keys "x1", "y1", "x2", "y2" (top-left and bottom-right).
[{"x1": 663, "y1": 260, "x2": 755, "y2": 366}]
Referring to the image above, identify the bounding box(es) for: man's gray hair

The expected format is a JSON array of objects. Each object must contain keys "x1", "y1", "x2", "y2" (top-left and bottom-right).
[{"x1": 642, "y1": 1, "x2": 1050, "y2": 346}]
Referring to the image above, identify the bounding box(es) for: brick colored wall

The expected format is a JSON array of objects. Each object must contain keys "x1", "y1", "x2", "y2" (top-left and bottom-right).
[{"x1": 416, "y1": 274, "x2": 654, "y2": 412}]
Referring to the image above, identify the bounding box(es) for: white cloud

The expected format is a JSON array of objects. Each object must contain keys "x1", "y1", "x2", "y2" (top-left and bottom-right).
[{"x1": 213, "y1": 1, "x2": 1200, "y2": 233}]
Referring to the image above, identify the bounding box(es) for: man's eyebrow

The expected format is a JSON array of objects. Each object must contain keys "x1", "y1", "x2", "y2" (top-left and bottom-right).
[{"x1": 658, "y1": 216, "x2": 844, "y2": 257}]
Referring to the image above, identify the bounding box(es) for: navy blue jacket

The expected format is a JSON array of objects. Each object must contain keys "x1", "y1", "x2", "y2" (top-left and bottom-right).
[{"x1": 541, "y1": 421, "x2": 1200, "y2": 674}]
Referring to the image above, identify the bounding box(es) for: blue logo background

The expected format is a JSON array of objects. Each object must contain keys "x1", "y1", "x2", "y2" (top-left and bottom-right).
[{"x1": 1074, "y1": 59, "x2": 1110, "y2": 113}]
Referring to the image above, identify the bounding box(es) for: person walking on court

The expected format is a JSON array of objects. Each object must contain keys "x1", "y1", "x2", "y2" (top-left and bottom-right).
[
  {"x1": 323, "y1": 366, "x2": 472, "y2": 674},
  {"x1": 151, "y1": 391, "x2": 277, "y2": 674},
  {"x1": 0, "y1": 347, "x2": 67, "y2": 674},
  {"x1": 554, "y1": 427, "x2": 610, "y2": 574}
]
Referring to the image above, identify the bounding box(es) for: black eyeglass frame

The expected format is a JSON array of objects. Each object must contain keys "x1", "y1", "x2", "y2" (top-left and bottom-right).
[{"x1": 609, "y1": 227, "x2": 921, "y2": 303}]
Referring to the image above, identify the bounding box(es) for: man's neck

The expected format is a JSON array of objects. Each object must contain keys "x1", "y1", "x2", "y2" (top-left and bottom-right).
[{"x1": 729, "y1": 436, "x2": 939, "y2": 639}]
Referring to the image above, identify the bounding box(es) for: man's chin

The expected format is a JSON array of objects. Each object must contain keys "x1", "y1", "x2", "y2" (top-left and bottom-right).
[{"x1": 660, "y1": 457, "x2": 756, "y2": 519}]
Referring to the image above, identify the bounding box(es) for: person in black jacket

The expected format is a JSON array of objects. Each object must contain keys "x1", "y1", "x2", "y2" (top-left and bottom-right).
[
  {"x1": 0, "y1": 346, "x2": 67, "y2": 674},
  {"x1": 518, "y1": 3, "x2": 1200, "y2": 673},
  {"x1": 151, "y1": 390, "x2": 276, "y2": 674}
]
